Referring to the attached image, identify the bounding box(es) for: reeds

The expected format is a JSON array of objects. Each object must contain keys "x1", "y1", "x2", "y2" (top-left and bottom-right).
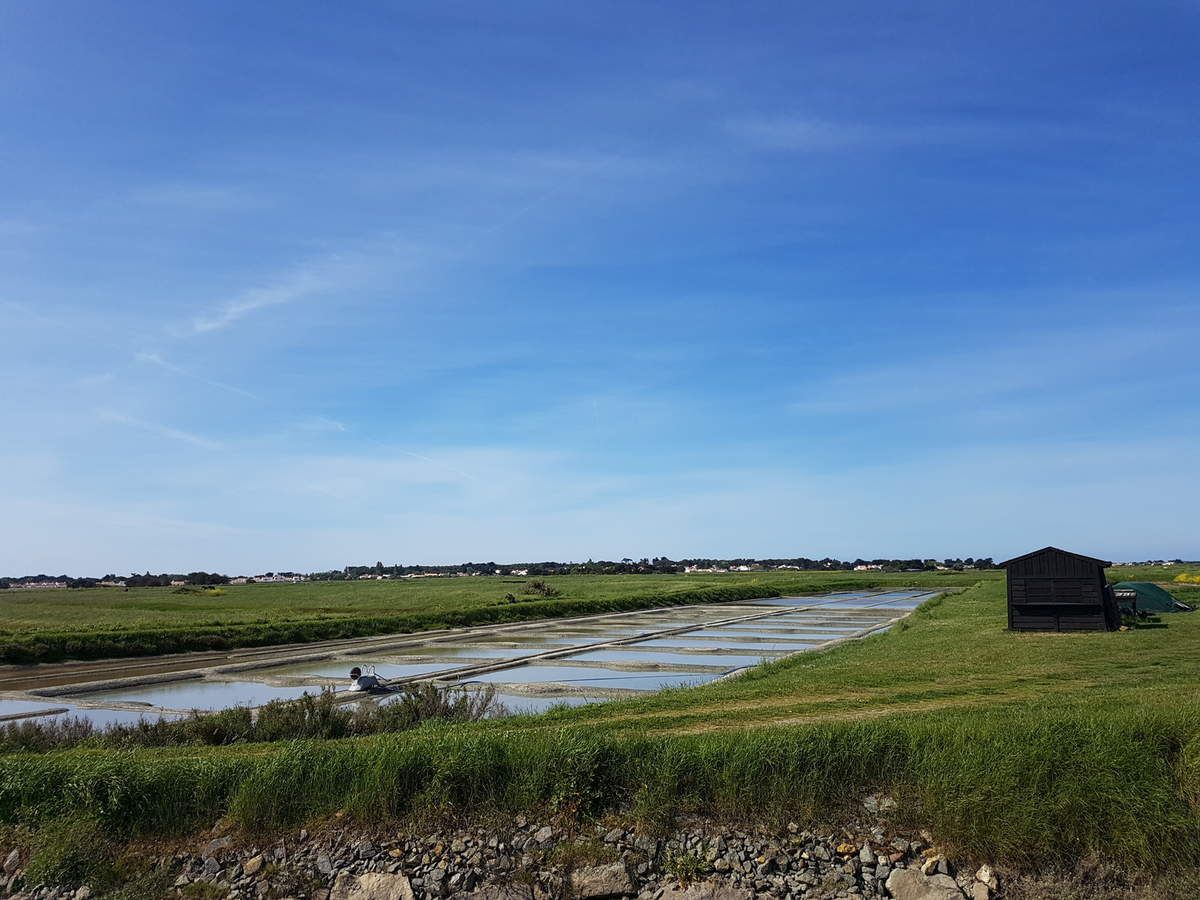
[{"x1": 3, "y1": 710, "x2": 1198, "y2": 870}]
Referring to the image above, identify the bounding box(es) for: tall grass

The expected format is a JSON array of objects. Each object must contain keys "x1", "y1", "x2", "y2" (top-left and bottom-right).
[
  {"x1": 0, "y1": 687, "x2": 503, "y2": 753},
  {"x1": 2, "y1": 710, "x2": 1197, "y2": 870}
]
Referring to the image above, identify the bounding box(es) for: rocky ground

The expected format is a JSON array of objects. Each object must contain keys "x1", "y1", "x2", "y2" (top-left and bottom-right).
[{"x1": 0, "y1": 797, "x2": 1001, "y2": 900}]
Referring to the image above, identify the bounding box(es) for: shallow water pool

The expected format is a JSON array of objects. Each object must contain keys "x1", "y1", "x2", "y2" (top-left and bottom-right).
[
  {"x1": 76, "y1": 679, "x2": 325, "y2": 711},
  {"x1": 245, "y1": 660, "x2": 470, "y2": 681},
  {"x1": 568, "y1": 648, "x2": 777, "y2": 668},
  {"x1": 0, "y1": 698, "x2": 69, "y2": 720}
]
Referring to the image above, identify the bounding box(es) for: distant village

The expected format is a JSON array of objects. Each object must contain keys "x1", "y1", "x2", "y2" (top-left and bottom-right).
[{"x1": 0, "y1": 556, "x2": 1186, "y2": 590}]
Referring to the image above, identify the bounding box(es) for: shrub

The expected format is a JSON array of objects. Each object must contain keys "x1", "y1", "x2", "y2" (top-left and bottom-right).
[
  {"x1": 0, "y1": 717, "x2": 95, "y2": 754},
  {"x1": 361, "y1": 684, "x2": 503, "y2": 733},
  {"x1": 523, "y1": 579, "x2": 563, "y2": 599},
  {"x1": 664, "y1": 850, "x2": 707, "y2": 887},
  {"x1": 180, "y1": 706, "x2": 256, "y2": 745},
  {"x1": 24, "y1": 815, "x2": 116, "y2": 889},
  {"x1": 0, "y1": 684, "x2": 502, "y2": 753},
  {"x1": 255, "y1": 692, "x2": 351, "y2": 742}
]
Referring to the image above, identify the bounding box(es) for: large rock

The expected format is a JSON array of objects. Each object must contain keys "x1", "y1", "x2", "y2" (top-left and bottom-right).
[
  {"x1": 570, "y1": 862, "x2": 635, "y2": 899},
  {"x1": 3, "y1": 850, "x2": 19, "y2": 875},
  {"x1": 660, "y1": 881, "x2": 753, "y2": 900},
  {"x1": 243, "y1": 854, "x2": 265, "y2": 877},
  {"x1": 463, "y1": 886, "x2": 531, "y2": 900},
  {"x1": 330, "y1": 872, "x2": 416, "y2": 900},
  {"x1": 885, "y1": 868, "x2": 965, "y2": 900},
  {"x1": 974, "y1": 865, "x2": 998, "y2": 890}
]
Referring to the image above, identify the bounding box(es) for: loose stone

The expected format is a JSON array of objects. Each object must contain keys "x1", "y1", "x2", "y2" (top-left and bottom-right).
[
  {"x1": 571, "y1": 862, "x2": 636, "y2": 899},
  {"x1": 885, "y1": 868, "x2": 966, "y2": 900},
  {"x1": 330, "y1": 872, "x2": 416, "y2": 900}
]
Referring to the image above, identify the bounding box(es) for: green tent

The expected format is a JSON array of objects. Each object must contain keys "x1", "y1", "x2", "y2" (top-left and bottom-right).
[{"x1": 1112, "y1": 582, "x2": 1193, "y2": 614}]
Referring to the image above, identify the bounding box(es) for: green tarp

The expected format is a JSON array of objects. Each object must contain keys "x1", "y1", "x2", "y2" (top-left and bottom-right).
[{"x1": 1112, "y1": 582, "x2": 1192, "y2": 613}]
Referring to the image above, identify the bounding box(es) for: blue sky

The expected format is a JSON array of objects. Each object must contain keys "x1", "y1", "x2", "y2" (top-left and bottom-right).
[{"x1": 2, "y1": 2, "x2": 1198, "y2": 574}]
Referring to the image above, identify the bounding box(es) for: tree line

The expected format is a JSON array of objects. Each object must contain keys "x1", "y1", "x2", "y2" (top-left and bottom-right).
[
  {"x1": 0, "y1": 572, "x2": 230, "y2": 589},
  {"x1": 314, "y1": 556, "x2": 999, "y2": 580},
  {"x1": 1, "y1": 557, "x2": 1004, "y2": 589}
]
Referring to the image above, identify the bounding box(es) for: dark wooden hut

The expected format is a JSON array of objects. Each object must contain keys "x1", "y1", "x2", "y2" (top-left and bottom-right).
[{"x1": 1000, "y1": 546, "x2": 1119, "y2": 632}]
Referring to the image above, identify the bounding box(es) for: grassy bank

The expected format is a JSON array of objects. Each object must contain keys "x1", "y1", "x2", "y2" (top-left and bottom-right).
[
  {"x1": 3, "y1": 576, "x2": 1199, "y2": 872},
  {"x1": 523, "y1": 577, "x2": 1200, "y2": 734},
  {"x1": 2, "y1": 710, "x2": 1197, "y2": 870},
  {"x1": 0, "y1": 571, "x2": 983, "y2": 663}
]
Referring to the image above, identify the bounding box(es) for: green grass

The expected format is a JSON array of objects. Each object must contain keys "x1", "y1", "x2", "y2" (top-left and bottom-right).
[
  {"x1": 3, "y1": 576, "x2": 1199, "y2": 873},
  {"x1": 0, "y1": 570, "x2": 982, "y2": 663},
  {"x1": 1107, "y1": 564, "x2": 1200, "y2": 584},
  {"x1": 521, "y1": 578, "x2": 1200, "y2": 734},
  {"x1": 2, "y1": 709, "x2": 1196, "y2": 870}
]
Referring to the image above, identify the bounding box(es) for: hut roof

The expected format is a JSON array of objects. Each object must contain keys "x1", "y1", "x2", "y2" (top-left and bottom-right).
[{"x1": 998, "y1": 546, "x2": 1112, "y2": 569}]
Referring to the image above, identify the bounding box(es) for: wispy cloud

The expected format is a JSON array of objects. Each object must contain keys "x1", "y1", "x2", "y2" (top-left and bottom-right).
[
  {"x1": 356, "y1": 149, "x2": 665, "y2": 197},
  {"x1": 188, "y1": 254, "x2": 357, "y2": 335},
  {"x1": 267, "y1": 448, "x2": 507, "y2": 501},
  {"x1": 77, "y1": 372, "x2": 117, "y2": 387},
  {"x1": 134, "y1": 351, "x2": 258, "y2": 399},
  {"x1": 725, "y1": 115, "x2": 868, "y2": 151},
  {"x1": 0, "y1": 300, "x2": 59, "y2": 327},
  {"x1": 132, "y1": 184, "x2": 262, "y2": 213},
  {"x1": 296, "y1": 416, "x2": 348, "y2": 433},
  {"x1": 791, "y1": 317, "x2": 1200, "y2": 416},
  {"x1": 0, "y1": 218, "x2": 44, "y2": 238},
  {"x1": 97, "y1": 410, "x2": 223, "y2": 450},
  {"x1": 725, "y1": 113, "x2": 1089, "y2": 153}
]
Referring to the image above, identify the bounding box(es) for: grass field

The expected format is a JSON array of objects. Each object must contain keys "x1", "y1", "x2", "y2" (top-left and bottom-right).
[
  {"x1": 516, "y1": 574, "x2": 1200, "y2": 733},
  {"x1": 0, "y1": 570, "x2": 986, "y2": 663},
  {"x1": 3, "y1": 571, "x2": 1199, "y2": 875}
]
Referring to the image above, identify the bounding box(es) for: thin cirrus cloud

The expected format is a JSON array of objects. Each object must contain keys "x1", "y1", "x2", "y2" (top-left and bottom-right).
[
  {"x1": 186, "y1": 254, "x2": 358, "y2": 335},
  {"x1": 724, "y1": 113, "x2": 1084, "y2": 153},
  {"x1": 791, "y1": 318, "x2": 1199, "y2": 416},
  {"x1": 96, "y1": 410, "x2": 224, "y2": 451},
  {"x1": 182, "y1": 235, "x2": 441, "y2": 338},
  {"x1": 296, "y1": 416, "x2": 348, "y2": 433},
  {"x1": 172, "y1": 150, "x2": 668, "y2": 345},
  {"x1": 134, "y1": 351, "x2": 258, "y2": 400},
  {"x1": 132, "y1": 183, "x2": 264, "y2": 213},
  {"x1": 725, "y1": 115, "x2": 869, "y2": 151}
]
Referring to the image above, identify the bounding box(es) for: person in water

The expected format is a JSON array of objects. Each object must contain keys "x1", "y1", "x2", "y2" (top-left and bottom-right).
[{"x1": 348, "y1": 666, "x2": 389, "y2": 692}]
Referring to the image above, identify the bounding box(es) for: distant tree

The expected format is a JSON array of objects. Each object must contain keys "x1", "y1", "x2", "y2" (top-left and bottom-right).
[{"x1": 186, "y1": 571, "x2": 228, "y2": 586}]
